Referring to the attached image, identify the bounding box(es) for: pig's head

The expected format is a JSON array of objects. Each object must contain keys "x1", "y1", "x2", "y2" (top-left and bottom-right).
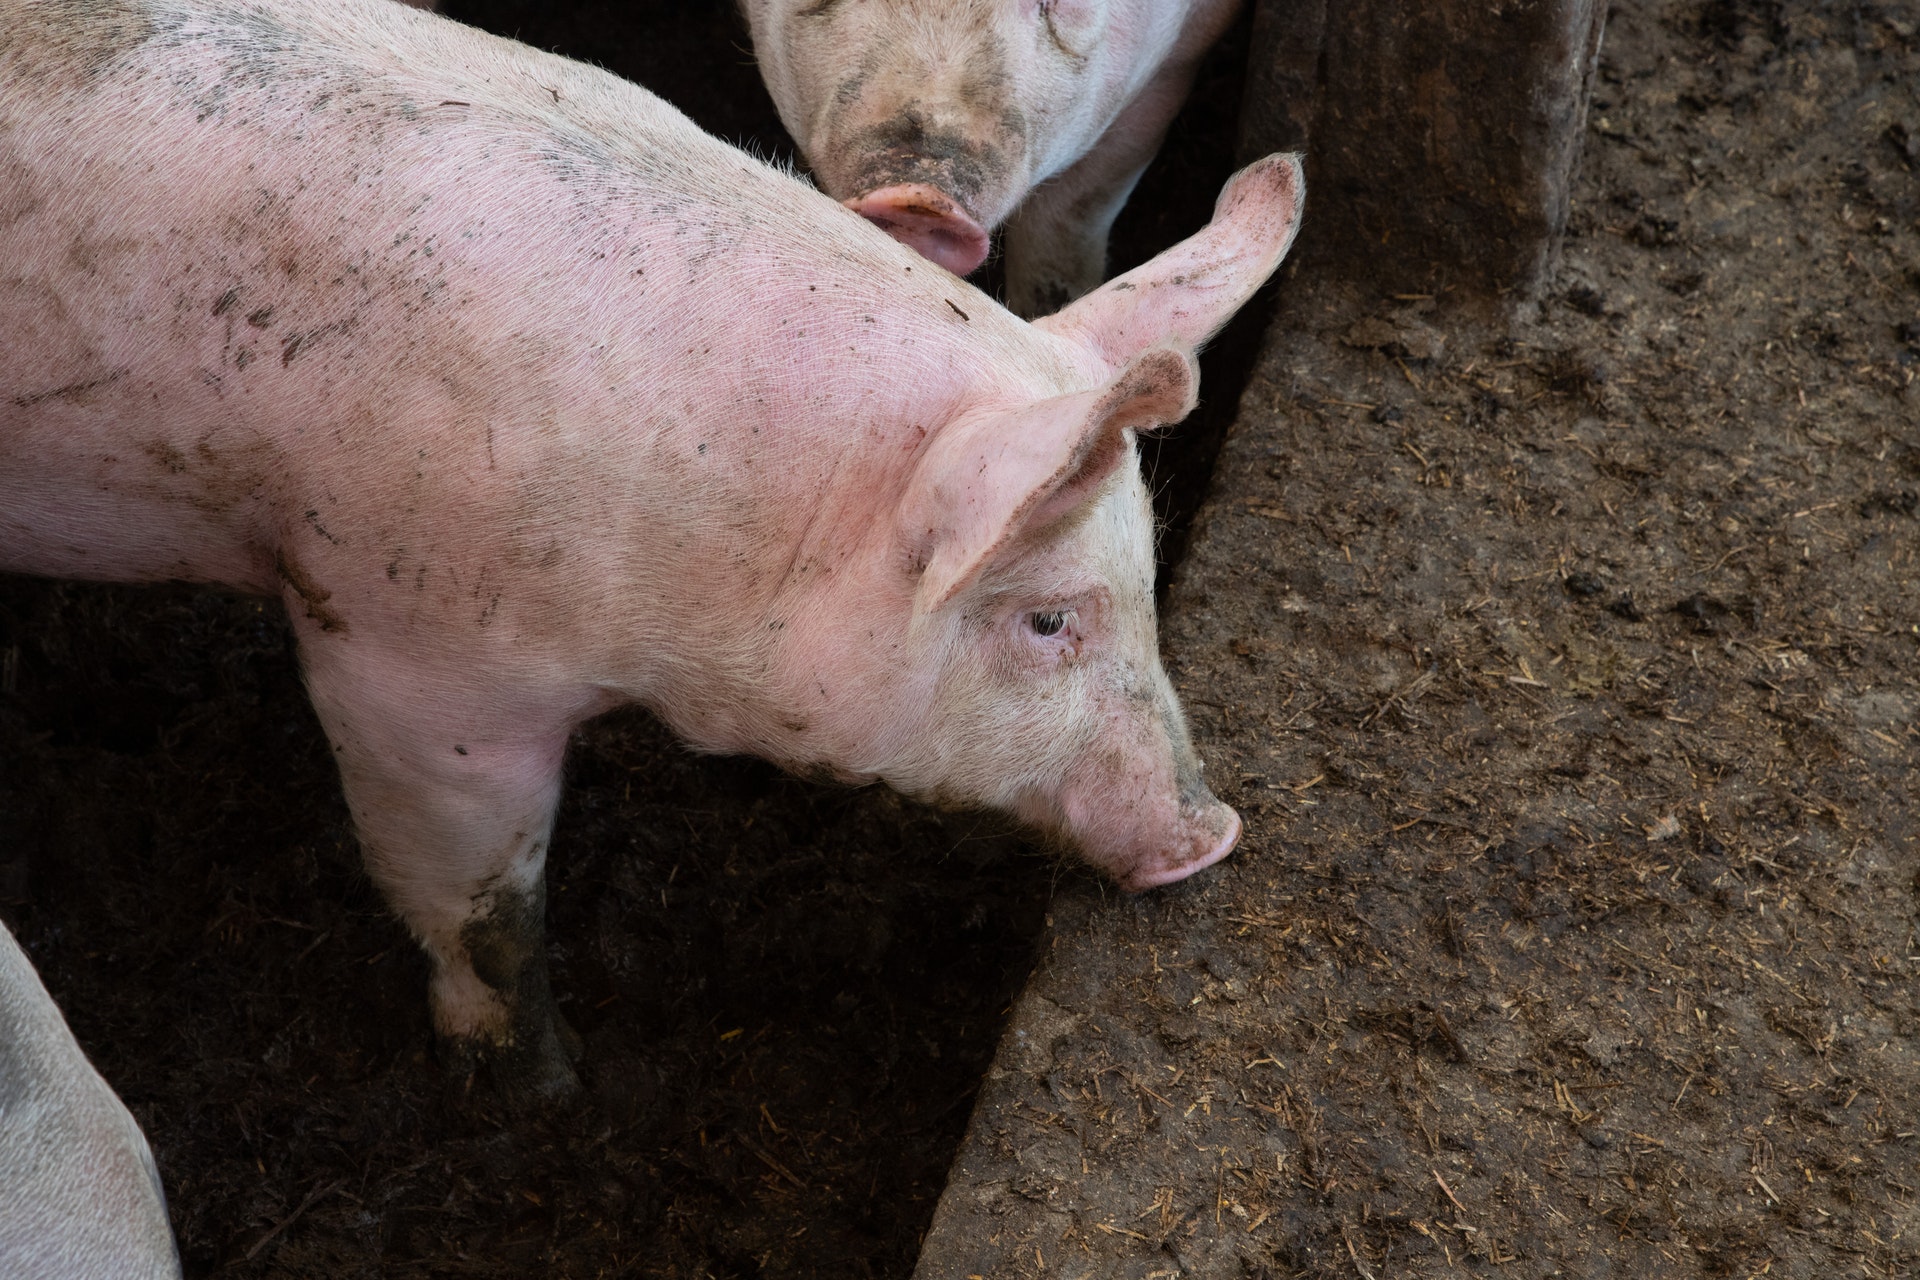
[
  {"x1": 769, "y1": 155, "x2": 1303, "y2": 890},
  {"x1": 879, "y1": 344, "x2": 1237, "y2": 888},
  {"x1": 742, "y1": 0, "x2": 1193, "y2": 277}
]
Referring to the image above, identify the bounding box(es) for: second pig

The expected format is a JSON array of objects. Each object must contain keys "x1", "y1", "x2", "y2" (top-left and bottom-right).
[{"x1": 745, "y1": 0, "x2": 1244, "y2": 315}]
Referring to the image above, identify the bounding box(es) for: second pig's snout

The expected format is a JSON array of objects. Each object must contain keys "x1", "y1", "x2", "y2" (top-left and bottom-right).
[{"x1": 843, "y1": 183, "x2": 990, "y2": 277}]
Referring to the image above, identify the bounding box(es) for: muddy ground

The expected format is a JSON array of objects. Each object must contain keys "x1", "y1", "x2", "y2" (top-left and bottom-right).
[
  {"x1": 0, "y1": 2, "x2": 1259, "y2": 1278},
  {"x1": 916, "y1": 1, "x2": 1920, "y2": 1276}
]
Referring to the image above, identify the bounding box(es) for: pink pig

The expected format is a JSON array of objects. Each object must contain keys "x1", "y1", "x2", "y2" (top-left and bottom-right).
[
  {"x1": 743, "y1": 0, "x2": 1244, "y2": 315},
  {"x1": 0, "y1": 0, "x2": 1302, "y2": 1099}
]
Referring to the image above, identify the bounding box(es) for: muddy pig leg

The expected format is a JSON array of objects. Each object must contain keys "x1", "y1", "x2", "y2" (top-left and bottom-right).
[
  {"x1": 1001, "y1": 60, "x2": 1205, "y2": 317},
  {"x1": 297, "y1": 633, "x2": 584, "y2": 1105}
]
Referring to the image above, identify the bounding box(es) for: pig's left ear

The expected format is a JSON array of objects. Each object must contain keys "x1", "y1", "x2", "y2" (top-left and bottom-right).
[
  {"x1": 1035, "y1": 152, "x2": 1305, "y2": 366},
  {"x1": 902, "y1": 348, "x2": 1197, "y2": 612}
]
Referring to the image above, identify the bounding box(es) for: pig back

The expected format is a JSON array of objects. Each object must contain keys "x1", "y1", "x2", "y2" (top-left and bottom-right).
[
  {"x1": 0, "y1": 0, "x2": 1064, "y2": 677},
  {"x1": 1, "y1": 0, "x2": 744, "y2": 588}
]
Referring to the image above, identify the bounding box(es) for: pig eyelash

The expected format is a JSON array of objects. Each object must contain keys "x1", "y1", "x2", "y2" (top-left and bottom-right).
[{"x1": 1021, "y1": 606, "x2": 1088, "y2": 664}]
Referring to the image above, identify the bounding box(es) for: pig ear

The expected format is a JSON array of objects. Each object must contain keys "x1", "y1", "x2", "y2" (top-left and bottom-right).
[
  {"x1": 1035, "y1": 152, "x2": 1305, "y2": 365},
  {"x1": 903, "y1": 348, "x2": 1197, "y2": 612}
]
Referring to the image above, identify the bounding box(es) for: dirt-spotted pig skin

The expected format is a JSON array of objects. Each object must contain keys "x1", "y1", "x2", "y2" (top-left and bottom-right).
[
  {"x1": 744, "y1": 0, "x2": 1243, "y2": 316},
  {"x1": 0, "y1": 0, "x2": 1304, "y2": 1100},
  {"x1": 0, "y1": 923, "x2": 182, "y2": 1280}
]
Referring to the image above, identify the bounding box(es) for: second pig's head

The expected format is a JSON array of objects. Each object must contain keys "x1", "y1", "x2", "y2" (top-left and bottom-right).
[
  {"x1": 743, "y1": 0, "x2": 1191, "y2": 279},
  {"x1": 769, "y1": 155, "x2": 1303, "y2": 890}
]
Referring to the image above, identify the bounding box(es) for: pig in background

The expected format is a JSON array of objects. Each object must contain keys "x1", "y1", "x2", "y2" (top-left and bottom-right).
[
  {"x1": 2, "y1": 0, "x2": 1300, "y2": 1101},
  {"x1": 0, "y1": 921, "x2": 182, "y2": 1280},
  {"x1": 744, "y1": 0, "x2": 1244, "y2": 315}
]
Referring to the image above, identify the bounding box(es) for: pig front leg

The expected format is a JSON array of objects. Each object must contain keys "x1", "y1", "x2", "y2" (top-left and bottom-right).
[
  {"x1": 298, "y1": 634, "x2": 584, "y2": 1105},
  {"x1": 1002, "y1": 58, "x2": 1211, "y2": 318}
]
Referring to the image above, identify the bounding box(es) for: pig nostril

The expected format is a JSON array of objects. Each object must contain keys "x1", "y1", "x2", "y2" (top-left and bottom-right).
[{"x1": 843, "y1": 183, "x2": 990, "y2": 277}]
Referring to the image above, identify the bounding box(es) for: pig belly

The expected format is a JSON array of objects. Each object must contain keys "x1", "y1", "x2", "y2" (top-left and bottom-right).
[{"x1": 0, "y1": 158, "x2": 298, "y2": 590}]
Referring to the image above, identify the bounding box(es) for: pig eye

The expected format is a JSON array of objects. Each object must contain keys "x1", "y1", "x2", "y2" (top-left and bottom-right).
[{"x1": 1030, "y1": 610, "x2": 1067, "y2": 637}]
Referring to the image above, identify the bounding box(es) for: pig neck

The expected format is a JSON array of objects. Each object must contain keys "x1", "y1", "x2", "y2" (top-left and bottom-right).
[
  {"x1": 482, "y1": 95, "x2": 1108, "y2": 749},
  {"x1": 578, "y1": 255, "x2": 1082, "y2": 762}
]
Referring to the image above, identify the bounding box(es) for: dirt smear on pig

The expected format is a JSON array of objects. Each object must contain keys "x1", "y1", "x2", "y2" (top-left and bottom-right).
[{"x1": 0, "y1": 0, "x2": 158, "y2": 89}]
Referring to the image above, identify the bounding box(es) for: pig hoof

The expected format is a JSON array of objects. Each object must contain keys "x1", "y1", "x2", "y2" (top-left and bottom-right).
[
  {"x1": 441, "y1": 1026, "x2": 582, "y2": 1110},
  {"x1": 555, "y1": 1009, "x2": 585, "y2": 1064},
  {"x1": 440, "y1": 878, "x2": 582, "y2": 1106}
]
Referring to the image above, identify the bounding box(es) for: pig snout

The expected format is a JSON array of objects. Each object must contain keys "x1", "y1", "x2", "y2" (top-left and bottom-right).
[
  {"x1": 1123, "y1": 802, "x2": 1241, "y2": 891},
  {"x1": 1093, "y1": 690, "x2": 1243, "y2": 893},
  {"x1": 843, "y1": 183, "x2": 990, "y2": 277},
  {"x1": 1042, "y1": 746, "x2": 1243, "y2": 894}
]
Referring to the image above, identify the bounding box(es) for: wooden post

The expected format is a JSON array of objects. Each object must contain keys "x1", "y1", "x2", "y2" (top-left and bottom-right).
[{"x1": 1240, "y1": 0, "x2": 1609, "y2": 300}]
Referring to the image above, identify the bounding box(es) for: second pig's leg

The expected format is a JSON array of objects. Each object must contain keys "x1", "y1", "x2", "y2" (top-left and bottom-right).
[{"x1": 297, "y1": 633, "x2": 584, "y2": 1104}]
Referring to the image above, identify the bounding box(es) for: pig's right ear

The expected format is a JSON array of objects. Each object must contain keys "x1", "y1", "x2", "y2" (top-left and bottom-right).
[
  {"x1": 900, "y1": 348, "x2": 1197, "y2": 612},
  {"x1": 1035, "y1": 152, "x2": 1305, "y2": 366}
]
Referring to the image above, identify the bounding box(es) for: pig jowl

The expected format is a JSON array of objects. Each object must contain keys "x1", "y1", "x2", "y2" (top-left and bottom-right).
[
  {"x1": 744, "y1": 0, "x2": 1245, "y2": 315},
  {"x1": 0, "y1": 0, "x2": 1302, "y2": 1101}
]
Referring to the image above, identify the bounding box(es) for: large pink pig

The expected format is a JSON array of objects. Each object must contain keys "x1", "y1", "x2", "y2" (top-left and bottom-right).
[
  {"x1": 1, "y1": 0, "x2": 1301, "y2": 1100},
  {"x1": 743, "y1": 0, "x2": 1244, "y2": 315}
]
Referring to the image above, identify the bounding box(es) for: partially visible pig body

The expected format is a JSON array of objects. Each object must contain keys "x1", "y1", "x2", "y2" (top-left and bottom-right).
[
  {"x1": 0, "y1": 922, "x2": 182, "y2": 1280},
  {"x1": 1, "y1": 0, "x2": 1302, "y2": 1100},
  {"x1": 744, "y1": 0, "x2": 1244, "y2": 315}
]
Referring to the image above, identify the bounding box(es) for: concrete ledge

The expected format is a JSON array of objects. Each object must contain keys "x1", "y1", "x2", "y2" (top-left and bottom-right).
[{"x1": 1240, "y1": 0, "x2": 1608, "y2": 299}]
